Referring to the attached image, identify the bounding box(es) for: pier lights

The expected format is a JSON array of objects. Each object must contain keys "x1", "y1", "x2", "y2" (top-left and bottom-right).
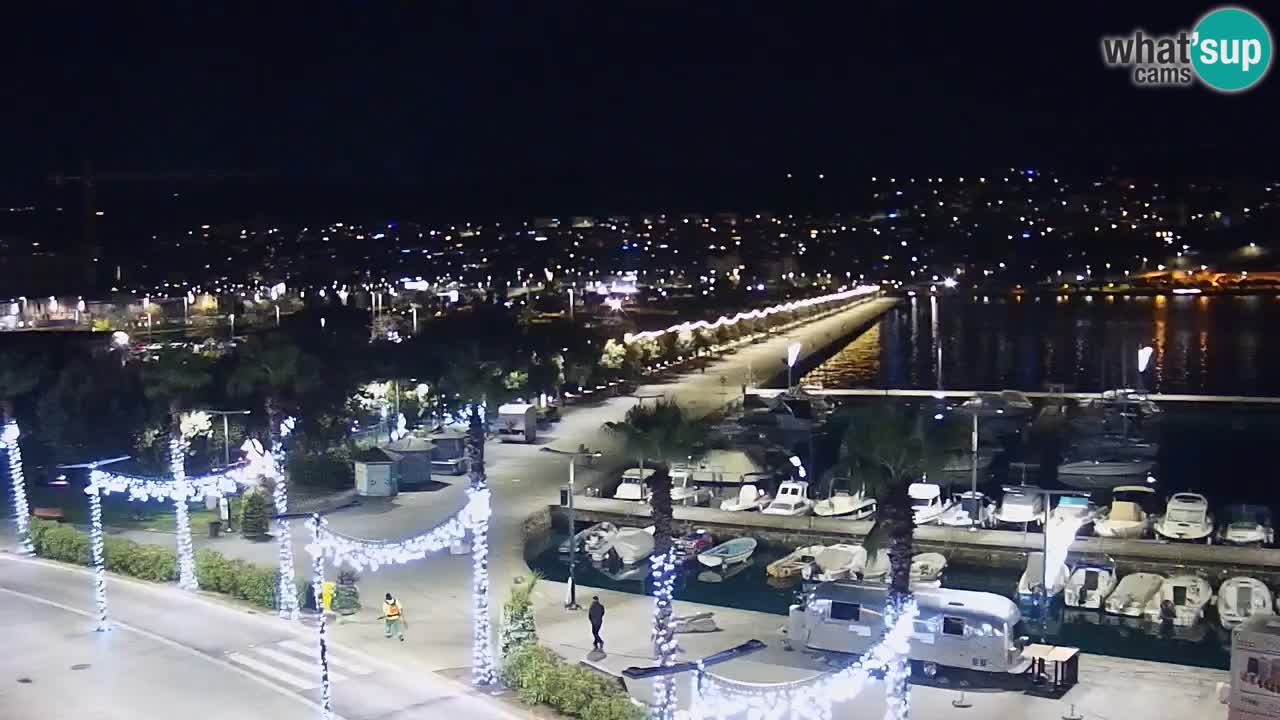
[
  {"x1": 542, "y1": 445, "x2": 603, "y2": 610},
  {"x1": 786, "y1": 342, "x2": 802, "y2": 389}
]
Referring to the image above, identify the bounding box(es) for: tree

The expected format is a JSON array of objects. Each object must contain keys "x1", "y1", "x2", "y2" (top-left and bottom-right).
[
  {"x1": 227, "y1": 333, "x2": 318, "y2": 456},
  {"x1": 240, "y1": 488, "x2": 270, "y2": 538},
  {"x1": 0, "y1": 351, "x2": 41, "y2": 554},
  {"x1": 834, "y1": 405, "x2": 959, "y2": 716},
  {"x1": 332, "y1": 568, "x2": 361, "y2": 614},
  {"x1": 500, "y1": 573, "x2": 541, "y2": 658}
]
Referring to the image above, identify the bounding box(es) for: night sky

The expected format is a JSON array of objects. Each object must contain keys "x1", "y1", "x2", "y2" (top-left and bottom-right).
[{"x1": 3, "y1": 3, "x2": 1277, "y2": 205}]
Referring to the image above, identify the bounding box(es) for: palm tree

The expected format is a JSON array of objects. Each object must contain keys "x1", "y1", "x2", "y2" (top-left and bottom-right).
[
  {"x1": 140, "y1": 352, "x2": 212, "y2": 590},
  {"x1": 835, "y1": 405, "x2": 959, "y2": 717},
  {"x1": 0, "y1": 351, "x2": 40, "y2": 554}
]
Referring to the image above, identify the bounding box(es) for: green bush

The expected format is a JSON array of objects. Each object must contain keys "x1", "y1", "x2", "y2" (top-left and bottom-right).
[
  {"x1": 287, "y1": 451, "x2": 354, "y2": 490},
  {"x1": 30, "y1": 519, "x2": 90, "y2": 564},
  {"x1": 104, "y1": 538, "x2": 176, "y2": 581},
  {"x1": 333, "y1": 568, "x2": 361, "y2": 613},
  {"x1": 500, "y1": 644, "x2": 643, "y2": 720},
  {"x1": 240, "y1": 490, "x2": 270, "y2": 538}
]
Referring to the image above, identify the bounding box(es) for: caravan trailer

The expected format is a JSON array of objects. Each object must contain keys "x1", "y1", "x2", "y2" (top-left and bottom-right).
[{"x1": 786, "y1": 582, "x2": 1029, "y2": 676}]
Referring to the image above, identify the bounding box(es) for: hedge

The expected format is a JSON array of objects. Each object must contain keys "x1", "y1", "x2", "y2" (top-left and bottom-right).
[
  {"x1": 500, "y1": 644, "x2": 644, "y2": 720},
  {"x1": 28, "y1": 519, "x2": 306, "y2": 611}
]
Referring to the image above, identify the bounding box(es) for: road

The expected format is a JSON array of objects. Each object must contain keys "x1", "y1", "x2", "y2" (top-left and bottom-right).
[{"x1": 0, "y1": 555, "x2": 525, "y2": 720}]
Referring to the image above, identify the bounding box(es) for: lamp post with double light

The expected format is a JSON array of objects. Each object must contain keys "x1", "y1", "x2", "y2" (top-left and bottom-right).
[{"x1": 541, "y1": 445, "x2": 603, "y2": 610}]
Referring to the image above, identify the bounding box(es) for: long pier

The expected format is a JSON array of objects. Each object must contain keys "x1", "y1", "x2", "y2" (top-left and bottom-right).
[
  {"x1": 751, "y1": 388, "x2": 1280, "y2": 404},
  {"x1": 555, "y1": 497, "x2": 1280, "y2": 585}
]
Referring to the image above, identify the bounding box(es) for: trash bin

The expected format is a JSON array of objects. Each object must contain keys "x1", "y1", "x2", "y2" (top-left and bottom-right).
[{"x1": 209, "y1": 520, "x2": 222, "y2": 538}]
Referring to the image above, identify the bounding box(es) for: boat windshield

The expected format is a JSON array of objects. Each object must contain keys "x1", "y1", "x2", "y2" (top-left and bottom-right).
[
  {"x1": 911, "y1": 497, "x2": 935, "y2": 509},
  {"x1": 961, "y1": 498, "x2": 981, "y2": 514},
  {"x1": 1168, "y1": 508, "x2": 1204, "y2": 523},
  {"x1": 773, "y1": 502, "x2": 797, "y2": 511},
  {"x1": 1232, "y1": 520, "x2": 1259, "y2": 529}
]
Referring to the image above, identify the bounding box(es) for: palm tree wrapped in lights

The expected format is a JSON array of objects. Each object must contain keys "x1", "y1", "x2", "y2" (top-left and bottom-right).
[{"x1": 0, "y1": 352, "x2": 40, "y2": 554}]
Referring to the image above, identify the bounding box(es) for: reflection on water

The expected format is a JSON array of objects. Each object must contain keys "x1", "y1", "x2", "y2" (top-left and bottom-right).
[{"x1": 803, "y1": 294, "x2": 1280, "y2": 395}]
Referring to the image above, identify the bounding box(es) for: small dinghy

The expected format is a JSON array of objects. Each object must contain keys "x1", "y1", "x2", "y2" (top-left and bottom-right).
[
  {"x1": 1217, "y1": 576, "x2": 1274, "y2": 628},
  {"x1": 766, "y1": 545, "x2": 823, "y2": 579},
  {"x1": 802, "y1": 544, "x2": 867, "y2": 582},
  {"x1": 697, "y1": 537, "x2": 758, "y2": 568},
  {"x1": 909, "y1": 552, "x2": 948, "y2": 588}
]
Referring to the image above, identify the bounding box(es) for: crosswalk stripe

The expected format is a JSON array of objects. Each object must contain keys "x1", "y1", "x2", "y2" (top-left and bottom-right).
[
  {"x1": 279, "y1": 639, "x2": 373, "y2": 675},
  {"x1": 226, "y1": 651, "x2": 317, "y2": 691},
  {"x1": 251, "y1": 645, "x2": 349, "y2": 683}
]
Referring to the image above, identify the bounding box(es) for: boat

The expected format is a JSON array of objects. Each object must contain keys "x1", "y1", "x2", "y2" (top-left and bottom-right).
[
  {"x1": 1218, "y1": 504, "x2": 1274, "y2": 546},
  {"x1": 611, "y1": 526, "x2": 655, "y2": 565},
  {"x1": 1072, "y1": 435, "x2": 1160, "y2": 460},
  {"x1": 909, "y1": 483, "x2": 950, "y2": 525},
  {"x1": 1094, "y1": 485, "x2": 1156, "y2": 538},
  {"x1": 910, "y1": 552, "x2": 948, "y2": 588},
  {"x1": 813, "y1": 488, "x2": 877, "y2": 519},
  {"x1": 960, "y1": 390, "x2": 1034, "y2": 416},
  {"x1": 668, "y1": 469, "x2": 714, "y2": 507},
  {"x1": 1017, "y1": 551, "x2": 1070, "y2": 603},
  {"x1": 766, "y1": 545, "x2": 824, "y2": 579},
  {"x1": 719, "y1": 484, "x2": 771, "y2": 512},
  {"x1": 1152, "y1": 493, "x2": 1214, "y2": 542},
  {"x1": 1049, "y1": 494, "x2": 1098, "y2": 533},
  {"x1": 1104, "y1": 572, "x2": 1165, "y2": 617},
  {"x1": 937, "y1": 491, "x2": 996, "y2": 528},
  {"x1": 1064, "y1": 562, "x2": 1118, "y2": 609},
  {"x1": 673, "y1": 449, "x2": 766, "y2": 487},
  {"x1": 673, "y1": 528, "x2": 715, "y2": 564},
  {"x1": 1143, "y1": 575, "x2": 1213, "y2": 627},
  {"x1": 802, "y1": 544, "x2": 867, "y2": 582},
  {"x1": 559, "y1": 521, "x2": 618, "y2": 554},
  {"x1": 996, "y1": 488, "x2": 1045, "y2": 526},
  {"x1": 697, "y1": 537, "x2": 758, "y2": 568},
  {"x1": 861, "y1": 548, "x2": 890, "y2": 581},
  {"x1": 1217, "y1": 576, "x2": 1274, "y2": 628},
  {"x1": 697, "y1": 558, "x2": 754, "y2": 583},
  {"x1": 762, "y1": 481, "x2": 813, "y2": 516},
  {"x1": 613, "y1": 467, "x2": 655, "y2": 501},
  {"x1": 1057, "y1": 457, "x2": 1155, "y2": 478}
]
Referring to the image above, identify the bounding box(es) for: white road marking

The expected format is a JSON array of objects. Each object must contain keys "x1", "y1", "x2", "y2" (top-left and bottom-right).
[
  {"x1": 226, "y1": 650, "x2": 319, "y2": 691},
  {"x1": 248, "y1": 644, "x2": 351, "y2": 684},
  {"x1": 279, "y1": 639, "x2": 373, "y2": 675}
]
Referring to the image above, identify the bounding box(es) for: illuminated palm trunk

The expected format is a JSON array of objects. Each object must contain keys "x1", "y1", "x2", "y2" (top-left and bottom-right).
[
  {"x1": 170, "y1": 405, "x2": 198, "y2": 591},
  {"x1": 649, "y1": 467, "x2": 677, "y2": 720},
  {"x1": 884, "y1": 482, "x2": 913, "y2": 720},
  {"x1": 268, "y1": 398, "x2": 298, "y2": 619},
  {"x1": 2, "y1": 402, "x2": 33, "y2": 555},
  {"x1": 466, "y1": 406, "x2": 496, "y2": 685}
]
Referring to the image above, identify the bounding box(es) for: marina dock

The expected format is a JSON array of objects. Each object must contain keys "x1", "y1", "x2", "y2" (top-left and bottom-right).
[
  {"x1": 751, "y1": 387, "x2": 1280, "y2": 404},
  {"x1": 554, "y1": 497, "x2": 1280, "y2": 585}
]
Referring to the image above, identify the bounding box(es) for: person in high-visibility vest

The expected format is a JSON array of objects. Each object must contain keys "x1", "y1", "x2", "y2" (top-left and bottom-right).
[{"x1": 382, "y1": 592, "x2": 405, "y2": 641}]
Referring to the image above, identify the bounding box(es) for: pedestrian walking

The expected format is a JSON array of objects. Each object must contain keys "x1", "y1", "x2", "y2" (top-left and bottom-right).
[
  {"x1": 382, "y1": 592, "x2": 405, "y2": 641},
  {"x1": 588, "y1": 596, "x2": 605, "y2": 650}
]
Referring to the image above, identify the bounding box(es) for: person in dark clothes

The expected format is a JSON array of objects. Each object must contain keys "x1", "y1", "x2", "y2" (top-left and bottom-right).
[{"x1": 588, "y1": 596, "x2": 605, "y2": 650}]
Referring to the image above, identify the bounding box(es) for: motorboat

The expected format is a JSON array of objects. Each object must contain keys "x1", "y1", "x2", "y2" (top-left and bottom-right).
[
  {"x1": 1064, "y1": 563, "x2": 1118, "y2": 610},
  {"x1": 1143, "y1": 574, "x2": 1213, "y2": 627},
  {"x1": 909, "y1": 483, "x2": 950, "y2": 525},
  {"x1": 697, "y1": 558, "x2": 754, "y2": 583},
  {"x1": 611, "y1": 526, "x2": 655, "y2": 565},
  {"x1": 996, "y1": 488, "x2": 1045, "y2": 527},
  {"x1": 813, "y1": 488, "x2": 877, "y2": 519},
  {"x1": 1218, "y1": 504, "x2": 1274, "y2": 546},
  {"x1": 669, "y1": 468, "x2": 714, "y2": 507},
  {"x1": 1153, "y1": 493, "x2": 1214, "y2": 542},
  {"x1": 767, "y1": 545, "x2": 824, "y2": 579},
  {"x1": 1072, "y1": 435, "x2": 1160, "y2": 460},
  {"x1": 937, "y1": 491, "x2": 997, "y2": 528},
  {"x1": 1094, "y1": 485, "x2": 1156, "y2": 538},
  {"x1": 1105, "y1": 572, "x2": 1165, "y2": 617},
  {"x1": 1050, "y1": 495, "x2": 1098, "y2": 533},
  {"x1": 673, "y1": 449, "x2": 766, "y2": 487},
  {"x1": 1057, "y1": 457, "x2": 1155, "y2": 478},
  {"x1": 861, "y1": 549, "x2": 890, "y2": 581},
  {"x1": 559, "y1": 521, "x2": 618, "y2": 555},
  {"x1": 697, "y1": 537, "x2": 758, "y2": 568},
  {"x1": 673, "y1": 528, "x2": 715, "y2": 564},
  {"x1": 1217, "y1": 576, "x2": 1274, "y2": 628},
  {"x1": 802, "y1": 544, "x2": 868, "y2": 582},
  {"x1": 1097, "y1": 389, "x2": 1163, "y2": 418},
  {"x1": 910, "y1": 552, "x2": 948, "y2": 588},
  {"x1": 613, "y1": 467, "x2": 655, "y2": 501},
  {"x1": 719, "y1": 484, "x2": 771, "y2": 512},
  {"x1": 762, "y1": 481, "x2": 813, "y2": 517},
  {"x1": 1017, "y1": 551, "x2": 1070, "y2": 603}
]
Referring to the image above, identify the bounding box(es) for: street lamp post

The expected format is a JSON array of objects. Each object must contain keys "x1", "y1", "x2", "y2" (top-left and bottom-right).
[
  {"x1": 199, "y1": 409, "x2": 252, "y2": 527},
  {"x1": 541, "y1": 445, "x2": 603, "y2": 610}
]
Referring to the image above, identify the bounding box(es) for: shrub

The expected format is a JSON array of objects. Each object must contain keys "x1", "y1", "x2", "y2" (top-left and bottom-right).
[
  {"x1": 30, "y1": 519, "x2": 90, "y2": 564},
  {"x1": 332, "y1": 568, "x2": 361, "y2": 613},
  {"x1": 240, "y1": 490, "x2": 270, "y2": 538},
  {"x1": 104, "y1": 538, "x2": 176, "y2": 581},
  {"x1": 287, "y1": 451, "x2": 354, "y2": 490},
  {"x1": 500, "y1": 644, "x2": 643, "y2": 720},
  {"x1": 500, "y1": 574, "x2": 540, "y2": 658}
]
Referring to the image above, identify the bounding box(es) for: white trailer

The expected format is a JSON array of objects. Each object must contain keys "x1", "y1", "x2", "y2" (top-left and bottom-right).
[{"x1": 497, "y1": 403, "x2": 538, "y2": 443}]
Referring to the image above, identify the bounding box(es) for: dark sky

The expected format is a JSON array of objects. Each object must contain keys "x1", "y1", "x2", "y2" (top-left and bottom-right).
[{"x1": 4, "y1": 2, "x2": 1278, "y2": 197}]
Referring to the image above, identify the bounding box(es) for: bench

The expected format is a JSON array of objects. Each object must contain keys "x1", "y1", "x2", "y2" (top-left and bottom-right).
[{"x1": 32, "y1": 507, "x2": 65, "y2": 521}]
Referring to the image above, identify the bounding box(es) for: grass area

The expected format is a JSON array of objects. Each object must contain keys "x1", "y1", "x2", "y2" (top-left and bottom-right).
[{"x1": 20, "y1": 483, "x2": 242, "y2": 534}]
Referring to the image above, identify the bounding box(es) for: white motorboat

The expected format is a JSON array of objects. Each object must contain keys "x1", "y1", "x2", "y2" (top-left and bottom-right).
[
  {"x1": 802, "y1": 544, "x2": 868, "y2": 582},
  {"x1": 861, "y1": 549, "x2": 891, "y2": 581},
  {"x1": 996, "y1": 488, "x2": 1045, "y2": 526},
  {"x1": 613, "y1": 467, "x2": 655, "y2": 501},
  {"x1": 669, "y1": 468, "x2": 714, "y2": 507},
  {"x1": 960, "y1": 390, "x2": 1034, "y2": 416},
  {"x1": 611, "y1": 526, "x2": 656, "y2": 565},
  {"x1": 909, "y1": 483, "x2": 950, "y2": 525},
  {"x1": 909, "y1": 552, "x2": 948, "y2": 588},
  {"x1": 766, "y1": 545, "x2": 824, "y2": 579},
  {"x1": 1094, "y1": 485, "x2": 1156, "y2": 538},
  {"x1": 719, "y1": 484, "x2": 771, "y2": 512},
  {"x1": 1218, "y1": 504, "x2": 1274, "y2": 546},
  {"x1": 559, "y1": 521, "x2": 618, "y2": 554},
  {"x1": 1105, "y1": 572, "x2": 1165, "y2": 617},
  {"x1": 938, "y1": 491, "x2": 996, "y2": 528},
  {"x1": 813, "y1": 488, "x2": 877, "y2": 519},
  {"x1": 1064, "y1": 563, "x2": 1117, "y2": 610},
  {"x1": 1217, "y1": 576, "x2": 1274, "y2": 628},
  {"x1": 1017, "y1": 551, "x2": 1070, "y2": 603},
  {"x1": 1143, "y1": 574, "x2": 1213, "y2": 627},
  {"x1": 673, "y1": 449, "x2": 766, "y2": 487},
  {"x1": 697, "y1": 537, "x2": 758, "y2": 568},
  {"x1": 1153, "y1": 493, "x2": 1214, "y2": 542},
  {"x1": 762, "y1": 481, "x2": 813, "y2": 516},
  {"x1": 1073, "y1": 435, "x2": 1160, "y2": 459},
  {"x1": 1058, "y1": 457, "x2": 1155, "y2": 477},
  {"x1": 1050, "y1": 495, "x2": 1098, "y2": 532}
]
